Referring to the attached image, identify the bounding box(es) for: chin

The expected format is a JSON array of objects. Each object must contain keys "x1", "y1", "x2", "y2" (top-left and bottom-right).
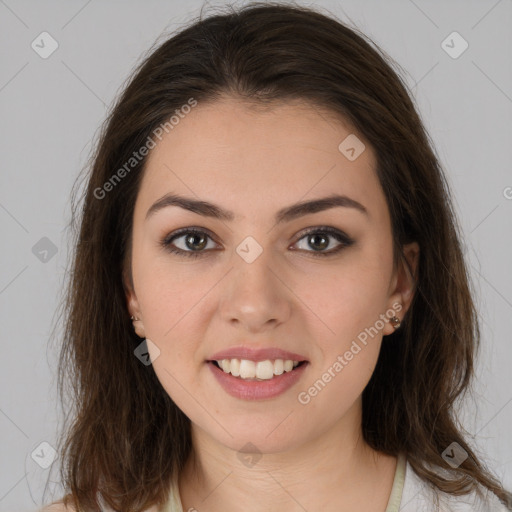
[{"x1": 195, "y1": 414, "x2": 311, "y2": 455}]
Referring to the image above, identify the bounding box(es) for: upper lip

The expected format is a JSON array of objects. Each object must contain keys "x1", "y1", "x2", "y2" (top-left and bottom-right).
[{"x1": 208, "y1": 346, "x2": 308, "y2": 363}]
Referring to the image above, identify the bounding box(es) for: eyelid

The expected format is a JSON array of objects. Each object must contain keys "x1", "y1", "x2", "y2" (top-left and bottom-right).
[
  {"x1": 291, "y1": 226, "x2": 354, "y2": 252},
  {"x1": 161, "y1": 226, "x2": 221, "y2": 253},
  {"x1": 162, "y1": 225, "x2": 218, "y2": 242},
  {"x1": 292, "y1": 225, "x2": 351, "y2": 243}
]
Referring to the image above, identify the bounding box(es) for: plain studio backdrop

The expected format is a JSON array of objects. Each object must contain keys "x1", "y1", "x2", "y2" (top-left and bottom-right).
[{"x1": 0, "y1": 0, "x2": 511, "y2": 510}]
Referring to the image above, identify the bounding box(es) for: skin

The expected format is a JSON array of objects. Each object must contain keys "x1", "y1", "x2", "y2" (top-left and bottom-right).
[{"x1": 125, "y1": 96, "x2": 419, "y2": 512}]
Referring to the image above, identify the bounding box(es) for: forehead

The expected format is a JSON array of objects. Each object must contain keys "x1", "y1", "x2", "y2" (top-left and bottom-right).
[{"x1": 136, "y1": 97, "x2": 386, "y2": 221}]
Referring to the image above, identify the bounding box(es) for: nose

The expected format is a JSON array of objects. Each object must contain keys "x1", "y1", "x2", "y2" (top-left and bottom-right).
[{"x1": 218, "y1": 247, "x2": 292, "y2": 334}]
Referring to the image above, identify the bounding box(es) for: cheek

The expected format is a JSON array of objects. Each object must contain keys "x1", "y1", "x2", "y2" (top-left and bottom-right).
[
  {"x1": 130, "y1": 269, "x2": 206, "y2": 393},
  {"x1": 294, "y1": 250, "x2": 393, "y2": 348},
  {"x1": 133, "y1": 240, "x2": 206, "y2": 335},
  {"x1": 137, "y1": 268, "x2": 205, "y2": 404}
]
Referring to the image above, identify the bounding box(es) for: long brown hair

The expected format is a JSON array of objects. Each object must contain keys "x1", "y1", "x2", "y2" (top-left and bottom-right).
[{"x1": 48, "y1": 2, "x2": 512, "y2": 510}]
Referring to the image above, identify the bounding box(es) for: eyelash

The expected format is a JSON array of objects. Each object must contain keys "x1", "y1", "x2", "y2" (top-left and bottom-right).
[{"x1": 160, "y1": 226, "x2": 354, "y2": 259}]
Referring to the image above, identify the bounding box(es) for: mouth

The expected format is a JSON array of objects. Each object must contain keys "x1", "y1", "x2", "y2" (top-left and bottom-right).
[
  {"x1": 208, "y1": 358, "x2": 308, "y2": 381},
  {"x1": 207, "y1": 358, "x2": 309, "y2": 400}
]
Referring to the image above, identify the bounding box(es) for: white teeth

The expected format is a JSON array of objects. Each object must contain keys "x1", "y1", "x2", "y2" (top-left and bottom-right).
[
  {"x1": 239, "y1": 359, "x2": 256, "y2": 379},
  {"x1": 230, "y1": 358, "x2": 240, "y2": 376},
  {"x1": 256, "y1": 360, "x2": 274, "y2": 380},
  {"x1": 215, "y1": 358, "x2": 302, "y2": 380}
]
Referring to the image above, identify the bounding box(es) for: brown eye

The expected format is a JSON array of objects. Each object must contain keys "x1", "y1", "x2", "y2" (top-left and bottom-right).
[
  {"x1": 182, "y1": 232, "x2": 208, "y2": 251},
  {"x1": 293, "y1": 227, "x2": 354, "y2": 256},
  {"x1": 306, "y1": 232, "x2": 330, "y2": 251},
  {"x1": 161, "y1": 226, "x2": 354, "y2": 259},
  {"x1": 161, "y1": 228, "x2": 218, "y2": 258}
]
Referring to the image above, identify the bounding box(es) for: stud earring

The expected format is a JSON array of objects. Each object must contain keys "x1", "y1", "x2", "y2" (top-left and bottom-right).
[
  {"x1": 130, "y1": 315, "x2": 145, "y2": 338},
  {"x1": 389, "y1": 316, "x2": 401, "y2": 329}
]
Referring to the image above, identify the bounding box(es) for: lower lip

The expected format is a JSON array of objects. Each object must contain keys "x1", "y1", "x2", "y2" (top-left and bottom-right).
[{"x1": 207, "y1": 361, "x2": 308, "y2": 400}]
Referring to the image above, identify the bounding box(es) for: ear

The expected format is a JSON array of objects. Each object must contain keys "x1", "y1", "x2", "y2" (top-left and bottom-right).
[
  {"x1": 123, "y1": 264, "x2": 146, "y2": 339},
  {"x1": 382, "y1": 241, "x2": 420, "y2": 336}
]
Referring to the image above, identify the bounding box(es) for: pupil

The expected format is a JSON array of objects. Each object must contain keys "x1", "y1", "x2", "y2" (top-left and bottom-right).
[
  {"x1": 186, "y1": 233, "x2": 207, "y2": 251},
  {"x1": 310, "y1": 233, "x2": 328, "y2": 251}
]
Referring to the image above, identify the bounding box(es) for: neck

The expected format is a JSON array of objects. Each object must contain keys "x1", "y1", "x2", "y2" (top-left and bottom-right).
[{"x1": 178, "y1": 401, "x2": 397, "y2": 512}]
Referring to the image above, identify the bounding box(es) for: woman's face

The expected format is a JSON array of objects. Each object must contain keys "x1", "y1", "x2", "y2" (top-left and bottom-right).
[{"x1": 125, "y1": 96, "x2": 418, "y2": 454}]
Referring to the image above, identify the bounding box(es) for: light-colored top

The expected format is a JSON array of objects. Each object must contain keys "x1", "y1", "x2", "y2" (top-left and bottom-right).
[{"x1": 161, "y1": 452, "x2": 509, "y2": 512}]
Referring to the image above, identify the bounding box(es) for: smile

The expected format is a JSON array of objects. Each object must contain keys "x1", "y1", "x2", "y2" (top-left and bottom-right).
[
  {"x1": 213, "y1": 358, "x2": 304, "y2": 380},
  {"x1": 207, "y1": 359, "x2": 308, "y2": 400}
]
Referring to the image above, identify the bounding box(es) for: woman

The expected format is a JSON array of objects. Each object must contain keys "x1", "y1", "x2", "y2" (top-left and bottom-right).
[{"x1": 42, "y1": 3, "x2": 512, "y2": 511}]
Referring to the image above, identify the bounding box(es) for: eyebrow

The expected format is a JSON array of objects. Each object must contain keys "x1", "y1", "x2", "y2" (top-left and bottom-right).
[{"x1": 145, "y1": 193, "x2": 368, "y2": 223}]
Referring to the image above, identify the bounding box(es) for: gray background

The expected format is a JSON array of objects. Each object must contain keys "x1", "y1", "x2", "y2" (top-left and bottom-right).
[{"x1": 1, "y1": 0, "x2": 511, "y2": 510}]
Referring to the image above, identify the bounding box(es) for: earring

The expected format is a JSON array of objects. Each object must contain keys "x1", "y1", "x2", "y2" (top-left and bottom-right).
[
  {"x1": 389, "y1": 316, "x2": 401, "y2": 329},
  {"x1": 130, "y1": 315, "x2": 145, "y2": 338}
]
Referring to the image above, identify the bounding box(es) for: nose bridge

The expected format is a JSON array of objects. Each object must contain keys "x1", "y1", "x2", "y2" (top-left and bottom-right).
[
  {"x1": 219, "y1": 235, "x2": 291, "y2": 330},
  {"x1": 234, "y1": 241, "x2": 274, "y2": 292}
]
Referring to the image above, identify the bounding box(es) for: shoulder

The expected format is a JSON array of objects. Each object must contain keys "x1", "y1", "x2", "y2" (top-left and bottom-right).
[{"x1": 400, "y1": 458, "x2": 510, "y2": 511}]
